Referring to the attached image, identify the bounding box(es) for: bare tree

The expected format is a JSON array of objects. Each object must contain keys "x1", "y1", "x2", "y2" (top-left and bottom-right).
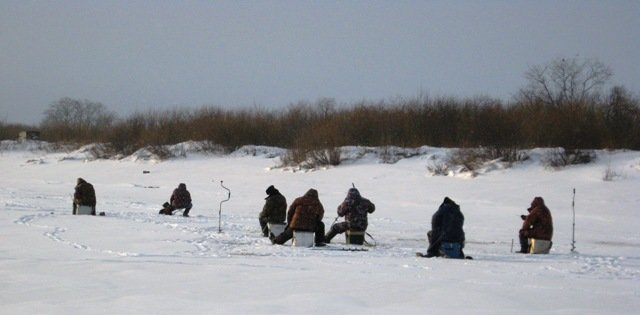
[
  {"x1": 518, "y1": 57, "x2": 613, "y2": 107},
  {"x1": 315, "y1": 97, "x2": 337, "y2": 119},
  {"x1": 604, "y1": 86, "x2": 640, "y2": 148},
  {"x1": 41, "y1": 97, "x2": 116, "y2": 141}
]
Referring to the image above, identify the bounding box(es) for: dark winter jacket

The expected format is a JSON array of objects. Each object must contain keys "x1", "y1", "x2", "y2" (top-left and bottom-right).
[
  {"x1": 337, "y1": 188, "x2": 375, "y2": 231},
  {"x1": 287, "y1": 189, "x2": 324, "y2": 231},
  {"x1": 521, "y1": 197, "x2": 553, "y2": 241},
  {"x1": 170, "y1": 183, "x2": 192, "y2": 208},
  {"x1": 74, "y1": 178, "x2": 96, "y2": 207},
  {"x1": 259, "y1": 187, "x2": 287, "y2": 224},
  {"x1": 431, "y1": 197, "x2": 465, "y2": 243}
]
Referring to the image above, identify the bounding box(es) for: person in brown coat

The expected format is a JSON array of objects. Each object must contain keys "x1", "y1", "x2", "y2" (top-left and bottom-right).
[
  {"x1": 159, "y1": 183, "x2": 193, "y2": 217},
  {"x1": 518, "y1": 196, "x2": 553, "y2": 253},
  {"x1": 73, "y1": 178, "x2": 96, "y2": 215},
  {"x1": 271, "y1": 188, "x2": 326, "y2": 246}
]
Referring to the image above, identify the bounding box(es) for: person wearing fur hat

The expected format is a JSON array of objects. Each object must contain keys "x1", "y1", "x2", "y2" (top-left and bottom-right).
[
  {"x1": 259, "y1": 185, "x2": 287, "y2": 237},
  {"x1": 324, "y1": 187, "x2": 375, "y2": 243},
  {"x1": 518, "y1": 196, "x2": 553, "y2": 253},
  {"x1": 422, "y1": 197, "x2": 466, "y2": 258},
  {"x1": 160, "y1": 183, "x2": 192, "y2": 217},
  {"x1": 73, "y1": 177, "x2": 96, "y2": 215}
]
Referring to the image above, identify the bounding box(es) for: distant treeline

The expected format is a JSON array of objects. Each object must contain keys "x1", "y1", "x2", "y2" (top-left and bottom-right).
[
  {"x1": 1, "y1": 58, "x2": 638, "y2": 153},
  {"x1": 1, "y1": 89, "x2": 638, "y2": 153}
]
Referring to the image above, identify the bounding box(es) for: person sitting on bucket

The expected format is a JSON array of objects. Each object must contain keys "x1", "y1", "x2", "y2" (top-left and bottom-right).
[
  {"x1": 271, "y1": 188, "x2": 326, "y2": 246},
  {"x1": 159, "y1": 183, "x2": 192, "y2": 217},
  {"x1": 259, "y1": 185, "x2": 287, "y2": 237},
  {"x1": 518, "y1": 196, "x2": 553, "y2": 253},
  {"x1": 421, "y1": 197, "x2": 466, "y2": 258},
  {"x1": 324, "y1": 187, "x2": 375, "y2": 244},
  {"x1": 73, "y1": 177, "x2": 96, "y2": 215}
]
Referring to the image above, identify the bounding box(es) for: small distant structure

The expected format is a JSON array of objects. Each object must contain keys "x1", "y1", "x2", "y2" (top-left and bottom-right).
[{"x1": 18, "y1": 130, "x2": 41, "y2": 142}]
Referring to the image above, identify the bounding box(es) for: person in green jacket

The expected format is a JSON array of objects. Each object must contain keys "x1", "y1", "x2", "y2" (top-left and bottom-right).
[{"x1": 259, "y1": 185, "x2": 287, "y2": 237}]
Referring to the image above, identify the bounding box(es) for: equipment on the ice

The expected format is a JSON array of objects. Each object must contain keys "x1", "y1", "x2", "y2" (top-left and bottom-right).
[
  {"x1": 292, "y1": 231, "x2": 315, "y2": 247},
  {"x1": 416, "y1": 251, "x2": 473, "y2": 259},
  {"x1": 329, "y1": 214, "x2": 377, "y2": 247},
  {"x1": 571, "y1": 188, "x2": 576, "y2": 252},
  {"x1": 312, "y1": 244, "x2": 369, "y2": 252},
  {"x1": 345, "y1": 230, "x2": 365, "y2": 245},
  {"x1": 76, "y1": 205, "x2": 93, "y2": 215},
  {"x1": 218, "y1": 180, "x2": 231, "y2": 233},
  {"x1": 529, "y1": 238, "x2": 552, "y2": 254},
  {"x1": 364, "y1": 231, "x2": 377, "y2": 246},
  {"x1": 440, "y1": 242, "x2": 463, "y2": 258},
  {"x1": 267, "y1": 222, "x2": 285, "y2": 237},
  {"x1": 330, "y1": 216, "x2": 339, "y2": 227}
]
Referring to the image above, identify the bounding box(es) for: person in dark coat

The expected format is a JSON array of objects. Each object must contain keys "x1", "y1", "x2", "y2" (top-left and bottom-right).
[
  {"x1": 160, "y1": 183, "x2": 192, "y2": 217},
  {"x1": 259, "y1": 185, "x2": 287, "y2": 237},
  {"x1": 324, "y1": 187, "x2": 375, "y2": 243},
  {"x1": 518, "y1": 196, "x2": 553, "y2": 253},
  {"x1": 73, "y1": 177, "x2": 96, "y2": 215},
  {"x1": 424, "y1": 197, "x2": 466, "y2": 258},
  {"x1": 271, "y1": 189, "x2": 325, "y2": 246}
]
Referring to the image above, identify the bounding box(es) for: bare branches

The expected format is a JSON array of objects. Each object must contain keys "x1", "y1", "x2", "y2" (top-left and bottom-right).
[{"x1": 519, "y1": 57, "x2": 613, "y2": 107}]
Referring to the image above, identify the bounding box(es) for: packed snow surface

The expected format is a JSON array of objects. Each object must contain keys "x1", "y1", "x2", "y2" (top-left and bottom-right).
[{"x1": 1, "y1": 141, "x2": 639, "y2": 314}]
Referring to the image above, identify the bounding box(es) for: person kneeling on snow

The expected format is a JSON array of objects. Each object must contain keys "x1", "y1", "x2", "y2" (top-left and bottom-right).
[
  {"x1": 159, "y1": 183, "x2": 192, "y2": 217},
  {"x1": 259, "y1": 185, "x2": 287, "y2": 237},
  {"x1": 271, "y1": 189, "x2": 326, "y2": 246},
  {"x1": 518, "y1": 196, "x2": 553, "y2": 253},
  {"x1": 73, "y1": 177, "x2": 97, "y2": 215},
  {"x1": 324, "y1": 187, "x2": 375, "y2": 243},
  {"x1": 421, "y1": 197, "x2": 466, "y2": 258}
]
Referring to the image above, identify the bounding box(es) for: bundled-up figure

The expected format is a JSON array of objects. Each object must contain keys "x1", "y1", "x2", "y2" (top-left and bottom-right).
[
  {"x1": 73, "y1": 177, "x2": 96, "y2": 215},
  {"x1": 160, "y1": 183, "x2": 192, "y2": 217},
  {"x1": 272, "y1": 189, "x2": 325, "y2": 246},
  {"x1": 518, "y1": 196, "x2": 553, "y2": 253},
  {"x1": 423, "y1": 197, "x2": 466, "y2": 258},
  {"x1": 324, "y1": 188, "x2": 375, "y2": 243},
  {"x1": 259, "y1": 185, "x2": 287, "y2": 237}
]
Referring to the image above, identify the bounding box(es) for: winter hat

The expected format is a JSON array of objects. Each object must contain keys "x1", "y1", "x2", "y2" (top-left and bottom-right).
[
  {"x1": 443, "y1": 197, "x2": 455, "y2": 205},
  {"x1": 530, "y1": 196, "x2": 544, "y2": 208},
  {"x1": 305, "y1": 188, "x2": 319, "y2": 199},
  {"x1": 178, "y1": 183, "x2": 186, "y2": 190},
  {"x1": 266, "y1": 185, "x2": 278, "y2": 196}
]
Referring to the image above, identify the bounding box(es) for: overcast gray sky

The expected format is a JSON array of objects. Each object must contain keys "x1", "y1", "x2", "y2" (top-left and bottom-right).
[{"x1": 1, "y1": 0, "x2": 638, "y2": 124}]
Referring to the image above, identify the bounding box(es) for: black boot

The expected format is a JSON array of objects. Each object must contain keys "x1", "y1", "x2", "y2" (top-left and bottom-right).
[
  {"x1": 518, "y1": 235, "x2": 529, "y2": 253},
  {"x1": 324, "y1": 229, "x2": 337, "y2": 244}
]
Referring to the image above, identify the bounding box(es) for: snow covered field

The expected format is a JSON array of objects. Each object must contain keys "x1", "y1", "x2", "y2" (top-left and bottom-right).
[{"x1": 1, "y1": 142, "x2": 639, "y2": 314}]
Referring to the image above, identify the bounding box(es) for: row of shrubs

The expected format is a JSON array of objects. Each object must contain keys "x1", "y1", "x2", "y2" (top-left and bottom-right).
[{"x1": 2, "y1": 89, "x2": 639, "y2": 159}]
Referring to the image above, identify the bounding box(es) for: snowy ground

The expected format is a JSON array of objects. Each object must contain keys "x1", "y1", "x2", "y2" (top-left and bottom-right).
[{"x1": 1, "y1": 142, "x2": 639, "y2": 314}]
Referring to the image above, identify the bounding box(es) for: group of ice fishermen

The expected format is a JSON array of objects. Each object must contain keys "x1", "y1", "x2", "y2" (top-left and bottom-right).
[{"x1": 72, "y1": 178, "x2": 554, "y2": 257}]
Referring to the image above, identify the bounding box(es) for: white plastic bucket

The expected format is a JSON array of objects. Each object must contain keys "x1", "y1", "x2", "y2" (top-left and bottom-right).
[
  {"x1": 77, "y1": 205, "x2": 93, "y2": 215},
  {"x1": 267, "y1": 223, "x2": 285, "y2": 237},
  {"x1": 529, "y1": 238, "x2": 552, "y2": 254},
  {"x1": 292, "y1": 231, "x2": 315, "y2": 247}
]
